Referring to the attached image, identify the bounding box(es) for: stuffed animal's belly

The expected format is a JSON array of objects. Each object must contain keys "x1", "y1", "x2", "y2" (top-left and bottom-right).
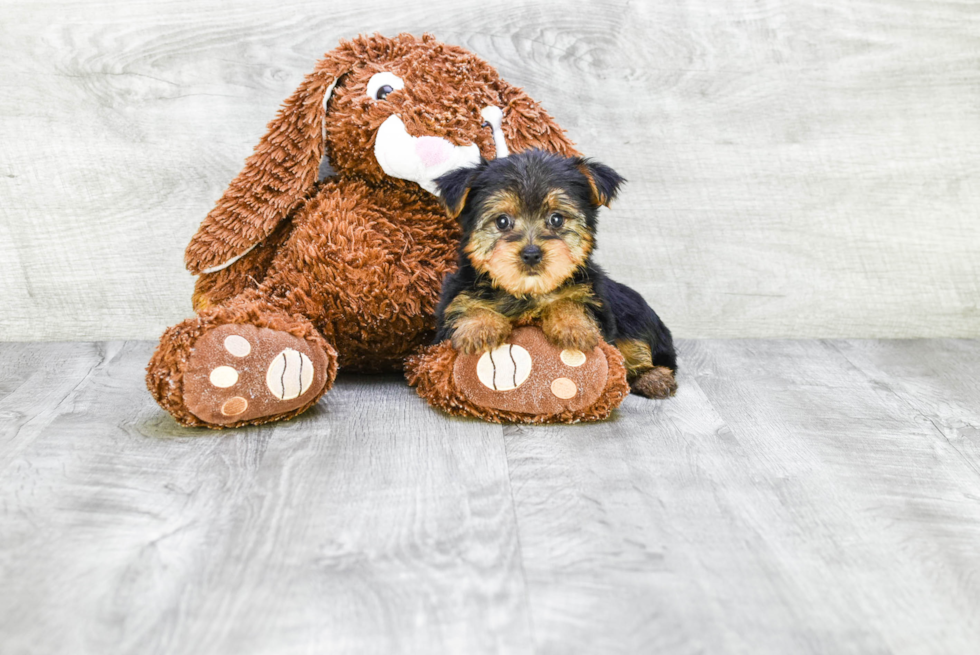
[
  {"x1": 328, "y1": 318, "x2": 436, "y2": 372},
  {"x1": 278, "y1": 184, "x2": 460, "y2": 371},
  {"x1": 308, "y1": 258, "x2": 450, "y2": 371}
]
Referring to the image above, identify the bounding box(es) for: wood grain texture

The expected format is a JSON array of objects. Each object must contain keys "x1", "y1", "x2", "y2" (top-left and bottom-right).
[
  {"x1": 0, "y1": 341, "x2": 531, "y2": 655},
  {"x1": 685, "y1": 339, "x2": 980, "y2": 653},
  {"x1": 1, "y1": 0, "x2": 978, "y2": 340},
  {"x1": 830, "y1": 339, "x2": 980, "y2": 475},
  {"x1": 502, "y1": 368, "x2": 739, "y2": 654},
  {"x1": 0, "y1": 342, "x2": 110, "y2": 471},
  {"x1": 3, "y1": 338, "x2": 980, "y2": 653},
  {"x1": 506, "y1": 338, "x2": 980, "y2": 654}
]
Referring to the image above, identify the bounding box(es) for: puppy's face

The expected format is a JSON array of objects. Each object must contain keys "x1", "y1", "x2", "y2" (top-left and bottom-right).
[
  {"x1": 437, "y1": 150, "x2": 625, "y2": 297},
  {"x1": 464, "y1": 183, "x2": 593, "y2": 297}
]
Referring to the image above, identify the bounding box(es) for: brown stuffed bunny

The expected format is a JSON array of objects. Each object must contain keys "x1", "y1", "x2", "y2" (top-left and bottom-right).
[{"x1": 146, "y1": 33, "x2": 590, "y2": 428}]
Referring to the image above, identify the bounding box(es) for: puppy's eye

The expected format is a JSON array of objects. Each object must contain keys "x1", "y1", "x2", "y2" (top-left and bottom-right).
[
  {"x1": 547, "y1": 213, "x2": 565, "y2": 229},
  {"x1": 366, "y1": 72, "x2": 405, "y2": 102},
  {"x1": 495, "y1": 215, "x2": 513, "y2": 231}
]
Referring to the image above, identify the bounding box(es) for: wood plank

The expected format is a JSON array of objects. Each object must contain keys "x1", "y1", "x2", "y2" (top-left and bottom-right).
[
  {"x1": 0, "y1": 341, "x2": 112, "y2": 470},
  {"x1": 505, "y1": 339, "x2": 980, "y2": 654},
  {"x1": 830, "y1": 339, "x2": 980, "y2": 474},
  {"x1": 689, "y1": 339, "x2": 980, "y2": 653},
  {"x1": 1, "y1": 0, "x2": 978, "y2": 340},
  {"x1": 503, "y1": 364, "x2": 750, "y2": 655},
  {"x1": 4, "y1": 339, "x2": 980, "y2": 653},
  {"x1": 0, "y1": 341, "x2": 531, "y2": 655}
]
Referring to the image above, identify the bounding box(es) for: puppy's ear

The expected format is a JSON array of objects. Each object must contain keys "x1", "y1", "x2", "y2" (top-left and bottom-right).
[
  {"x1": 435, "y1": 164, "x2": 483, "y2": 219},
  {"x1": 575, "y1": 158, "x2": 626, "y2": 208},
  {"x1": 184, "y1": 42, "x2": 361, "y2": 275}
]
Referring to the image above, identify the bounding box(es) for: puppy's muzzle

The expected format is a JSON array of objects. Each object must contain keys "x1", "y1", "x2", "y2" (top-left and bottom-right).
[{"x1": 521, "y1": 245, "x2": 543, "y2": 266}]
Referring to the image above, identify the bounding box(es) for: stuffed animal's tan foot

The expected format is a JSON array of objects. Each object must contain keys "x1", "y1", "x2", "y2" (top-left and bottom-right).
[
  {"x1": 178, "y1": 323, "x2": 335, "y2": 427},
  {"x1": 457, "y1": 328, "x2": 609, "y2": 413},
  {"x1": 630, "y1": 366, "x2": 677, "y2": 399},
  {"x1": 148, "y1": 312, "x2": 338, "y2": 429},
  {"x1": 405, "y1": 326, "x2": 631, "y2": 423}
]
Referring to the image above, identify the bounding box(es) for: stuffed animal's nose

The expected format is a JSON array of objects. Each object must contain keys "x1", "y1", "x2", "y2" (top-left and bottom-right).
[
  {"x1": 521, "y1": 245, "x2": 542, "y2": 265},
  {"x1": 414, "y1": 137, "x2": 453, "y2": 167}
]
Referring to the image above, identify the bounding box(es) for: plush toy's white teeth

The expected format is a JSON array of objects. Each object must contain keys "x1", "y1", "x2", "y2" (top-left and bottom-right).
[
  {"x1": 480, "y1": 106, "x2": 509, "y2": 158},
  {"x1": 374, "y1": 114, "x2": 481, "y2": 195}
]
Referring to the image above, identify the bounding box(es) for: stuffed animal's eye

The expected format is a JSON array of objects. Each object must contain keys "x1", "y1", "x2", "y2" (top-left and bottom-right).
[
  {"x1": 548, "y1": 213, "x2": 565, "y2": 229},
  {"x1": 366, "y1": 72, "x2": 405, "y2": 102},
  {"x1": 495, "y1": 215, "x2": 513, "y2": 231}
]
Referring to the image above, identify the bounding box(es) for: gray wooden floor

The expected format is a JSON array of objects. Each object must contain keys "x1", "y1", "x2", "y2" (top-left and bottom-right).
[{"x1": 1, "y1": 339, "x2": 979, "y2": 655}]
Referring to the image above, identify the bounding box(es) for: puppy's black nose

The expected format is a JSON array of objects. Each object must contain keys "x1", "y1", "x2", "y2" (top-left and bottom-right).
[{"x1": 521, "y1": 245, "x2": 542, "y2": 266}]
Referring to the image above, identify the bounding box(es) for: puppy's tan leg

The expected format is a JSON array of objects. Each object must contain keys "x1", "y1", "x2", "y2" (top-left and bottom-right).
[
  {"x1": 451, "y1": 309, "x2": 512, "y2": 354},
  {"x1": 616, "y1": 338, "x2": 677, "y2": 398},
  {"x1": 541, "y1": 299, "x2": 601, "y2": 351}
]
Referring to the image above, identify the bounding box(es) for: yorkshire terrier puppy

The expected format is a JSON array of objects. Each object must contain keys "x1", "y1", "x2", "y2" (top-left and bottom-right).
[{"x1": 433, "y1": 149, "x2": 677, "y2": 398}]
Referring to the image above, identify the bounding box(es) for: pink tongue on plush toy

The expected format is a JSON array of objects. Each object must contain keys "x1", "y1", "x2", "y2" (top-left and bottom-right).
[{"x1": 415, "y1": 137, "x2": 452, "y2": 168}]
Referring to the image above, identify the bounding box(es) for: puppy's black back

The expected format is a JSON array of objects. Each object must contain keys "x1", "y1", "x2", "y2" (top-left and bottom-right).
[{"x1": 594, "y1": 271, "x2": 677, "y2": 372}]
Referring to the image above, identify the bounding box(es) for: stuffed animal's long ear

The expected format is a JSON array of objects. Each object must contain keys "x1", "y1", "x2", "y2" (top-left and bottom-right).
[
  {"x1": 184, "y1": 48, "x2": 357, "y2": 275},
  {"x1": 435, "y1": 164, "x2": 483, "y2": 219},
  {"x1": 497, "y1": 84, "x2": 580, "y2": 157},
  {"x1": 575, "y1": 158, "x2": 625, "y2": 208}
]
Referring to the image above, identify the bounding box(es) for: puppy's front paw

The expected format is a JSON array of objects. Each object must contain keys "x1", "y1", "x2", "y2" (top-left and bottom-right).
[
  {"x1": 547, "y1": 323, "x2": 600, "y2": 351},
  {"x1": 542, "y1": 306, "x2": 600, "y2": 351},
  {"x1": 451, "y1": 311, "x2": 512, "y2": 355}
]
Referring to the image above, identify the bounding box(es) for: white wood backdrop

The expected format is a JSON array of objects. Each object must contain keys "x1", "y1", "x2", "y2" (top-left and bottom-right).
[{"x1": 1, "y1": 0, "x2": 978, "y2": 341}]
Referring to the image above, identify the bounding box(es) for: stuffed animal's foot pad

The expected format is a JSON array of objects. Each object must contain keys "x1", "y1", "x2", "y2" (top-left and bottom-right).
[
  {"x1": 182, "y1": 324, "x2": 331, "y2": 426},
  {"x1": 455, "y1": 327, "x2": 609, "y2": 415},
  {"x1": 631, "y1": 366, "x2": 677, "y2": 399},
  {"x1": 265, "y1": 349, "x2": 315, "y2": 400},
  {"x1": 405, "y1": 326, "x2": 631, "y2": 423}
]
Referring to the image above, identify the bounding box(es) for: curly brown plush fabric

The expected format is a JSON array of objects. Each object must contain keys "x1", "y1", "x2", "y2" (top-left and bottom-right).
[{"x1": 146, "y1": 33, "x2": 580, "y2": 428}]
